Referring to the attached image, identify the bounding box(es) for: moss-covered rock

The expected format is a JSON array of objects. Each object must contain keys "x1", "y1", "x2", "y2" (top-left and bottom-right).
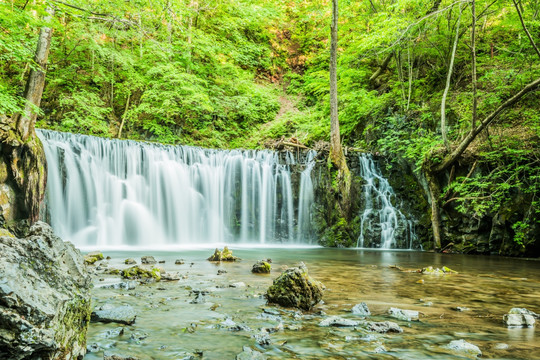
[
  {"x1": 207, "y1": 246, "x2": 239, "y2": 261},
  {"x1": 121, "y1": 266, "x2": 161, "y2": 281},
  {"x1": 252, "y1": 260, "x2": 271, "y2": 274},
  {"x1": 266, "y1": 262, "x2": 324, "y2": 311}
]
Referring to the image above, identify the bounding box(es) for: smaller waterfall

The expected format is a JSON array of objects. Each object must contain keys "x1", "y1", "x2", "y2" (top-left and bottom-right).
[
  {"x1": 297, "y1": 151, "x2": 316, "y2": 242},
  {"x1": 356, "y1": 154, "x2": 417, "y2": 249}
]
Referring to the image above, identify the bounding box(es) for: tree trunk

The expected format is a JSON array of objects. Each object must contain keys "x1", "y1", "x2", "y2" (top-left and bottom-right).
[
  {"x1": 513, "y1": 0, "x2": 540, "y2": 60},
  {"x1": 426, "y1": 172, "x2": 442, "y2": 249},
  {"x1": 471, "y1": 0, "x2": 477, "y2": 129},
  {"x1": 14, "y1": 7, "x2": 55, "y2": 142},
  {"x1": 117, "y1": 92, "x2": 131, "y2": 139},
  {"x1": 330, "y1": 0, "x2": 351, "y2": 216},
  {"x1": 435, "y1": 76, "x2": 540, "y2": 173},
  {"x1": 441, "y1": 4, "x2": 462, "y2": 148}
]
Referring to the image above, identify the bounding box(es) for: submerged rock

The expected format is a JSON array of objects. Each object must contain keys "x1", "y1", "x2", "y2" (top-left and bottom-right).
[
  {"x1": 351, "y1": 302, "x2": 371, "y2": 316},
  {"x1": 91, "y1": 305, "x2": 137, "y2": 325},
  {"x1": 319, "y1": 316, "x2": 359, "y2": 327},
  {"x1": 252, "y1": 260, "x2": 271, "y2": 274},
  {"x1": 175, "y1": 259, "x2": 185, "y2": 265},
  {"x1": 98, "y1": 281, "x2": 137, "y2": 290},
  {"x1": 161, "y1": 272, "x2": 181, "y2": 281},
  {"x1": 388, "y1": 307, "x2": 419, "y2": 321},
  {"x1": 141, "y1": 255, "x2": 157, "y2": 265},
  {"x1": 364, "y1": 321, "x2": 403, "y2": 333},
  {"x1": 266, "y1": 262, "x2": 324, "y2": 311},
  {"x1": 0, "y1": 222, "x2": 91, "y2": 360},
  {"x1": 504, "y1": 308, "x2": 536, "y2": 327},
  {"x1": 207, "y1": 246, "x2": 239, "y2": 261},
  {"x1": 421, "y1": 266, "x2": 457, "y2": 275},
  {"x1": 444, "y1": 339, "x2": 482, "y2": 358},
  {"x1": 104, "y1": 354, "x2": 140, "y2": 360},
  {"x1": 236, "y1": 346, "x2": 266, "y2": 360},
  {"x1": 124, "y1": 258, "x2": 137, "y2": 265},
  {"x1": 230, "y1": 282, "x2": 246, "y2": 288}
]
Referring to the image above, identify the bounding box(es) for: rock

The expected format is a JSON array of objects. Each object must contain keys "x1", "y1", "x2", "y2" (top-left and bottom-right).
[
  {"x1": 318, "y1": 316, "x2": 359, "y2": 327},
  {"x1": 102, "y1": 327, "x2": 125, "y2": 338},
  {"x1": 236, "y1": 346, "x2": 266, "y2": 360},
  {"x1": 351, "y1": 302, "x2": 371, "y2": 316},
  {"x1": 219, "y1": 318, "x2": 251, "y2": 332},
  {"x1": 161, "y1": 272, "x2": 181, "y2": 281},
  {"x1": 217, "y1": 270, "x2": 227, "y2": 275},
  {"x1": 365, "y1": 321, "x2": 403, "y2": 333},
  {"x1": 508, "y1": 307, "x2": 539, "y2": 318},
  {"x1": 254, "y1": 331, "x2": 271, "y2": 346},
  {"x1": 421, "y1": 266, "x2": 457, "y2": 275},
  {"x1": 121, "y1": 265, "x2": 161, "y2": 281},
  {"x1": 87, "y1": 343, "x2": 101, "y2": 352},
  {"x1": 503, "y1": 313, "x2": 535, "y2": 327},
  {"x1": 98, "y1": 281, "x2": 137, "y2": 290},
  {"x1": 104, "y1": 354, "x2": 140, "y2": 360},
  {"x1": 494, "y1": 343, "x2": 509, "y2": 350},
  {"x1": 190, "y1": 289, "x2": 209, "y2": 304},
  {"x1": 130, "y1": 332, "x2": 148, "y2": 341},
  {"x1": 175, "y1": 259, "x2": 185, "y2": 265},
  {"x1": 91, "y1": 305, "x2": 137, "y2": 325},
  {"x1": 207, "y1": 246, "x2": 239, "y2": 261},
  {"x1": 158, "y1": 260, "x2": 165, "y2": 263},
  {"x1": 388, "y1": 307, "x2": 419, "y2": 321},
  {"x1": 444, "y1": 339, "x2": 482, "y2": 358},
  {"x1": 453, "y1": 306, "x2": 470, "y2": 312},
  {"x1": 230, "y1": 282, "x2": 246, "y2": 288},
  {"x1": 0, "y1": 222, "x2": 91, "y2": 360},
  {"x1": 124, "y1": 258, "x2": 137, "y2": 265},
  {"x1": 84, "y1": 251, "x2": 104, "y2": 265},
  {"x1": 252, "y1": 260, "x2": 271, "y2": 274},
  {"x1": 266, "y1": 262, "x2": 324, "y2": 311},
  {"x1": 141, "y1": 255, "x2": 157, "y2": 264}
]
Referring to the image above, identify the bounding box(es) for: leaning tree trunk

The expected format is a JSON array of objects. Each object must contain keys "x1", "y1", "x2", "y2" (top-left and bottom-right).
[
  {"x1": 0, "y1": 8, "x2": 54, "y2": 226},
  {"x1": 329, "y1": 0, "x2": 351, "y2": 217}
]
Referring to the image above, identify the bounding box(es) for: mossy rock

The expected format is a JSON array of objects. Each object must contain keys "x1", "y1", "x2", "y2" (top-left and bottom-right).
[
  {"x1": 121, "y1": 265, "x2": 161, "y2": 281},
  {"x1": 207, "y1": 246, "x2": 239, "y2": 261},
  {"x1": 84, "y1": 255, "x2": 99, "y2": 265},
  {"x1": 0, "y1": 228, "x2": 15, "y2": 238},
  {"x1": 252, "y1": 260, "x2": 271, "y2": 274},
  {"x1": 266, "y1": 262, "x2": 324, "y2": 311}
]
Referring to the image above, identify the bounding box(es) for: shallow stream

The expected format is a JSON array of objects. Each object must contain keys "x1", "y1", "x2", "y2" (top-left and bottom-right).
[{"x1": 84, "y1": 248, "x2": 540, "y2": 359}]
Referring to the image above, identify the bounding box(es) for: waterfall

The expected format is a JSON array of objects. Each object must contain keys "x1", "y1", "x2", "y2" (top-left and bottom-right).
[
  {"x1": 37, "y1": 130, "x2": 317, "y2": 248},
  {"x1": 356, "y1": 154, "x2": 417, "y2": 249}
]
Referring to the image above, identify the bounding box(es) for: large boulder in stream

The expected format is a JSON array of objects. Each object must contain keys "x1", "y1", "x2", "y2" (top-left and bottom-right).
[
  {"x1": 266, "y1": 262, "x2": 324, "y2": 311},
  {"x1": 0, "y1": 222, "x2": 92, "y2": 360}
]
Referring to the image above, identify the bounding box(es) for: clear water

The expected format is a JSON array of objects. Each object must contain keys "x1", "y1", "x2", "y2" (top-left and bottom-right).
[{"x1": 85, "y1": 248, "x2": 540, "y2": 359}]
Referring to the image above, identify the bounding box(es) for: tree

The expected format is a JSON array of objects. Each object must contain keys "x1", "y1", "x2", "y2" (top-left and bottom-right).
[
  {"x1": 329, "y1": 0, "x2": 351, "y2": 217},
  {"x1": 13, "y1": 7, "x2": 55, "y2": 142}
]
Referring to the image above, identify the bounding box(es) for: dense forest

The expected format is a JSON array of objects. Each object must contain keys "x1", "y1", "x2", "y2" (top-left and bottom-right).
[{"x1": 1, "y1": 0, "x2": 539, "y2": 253}]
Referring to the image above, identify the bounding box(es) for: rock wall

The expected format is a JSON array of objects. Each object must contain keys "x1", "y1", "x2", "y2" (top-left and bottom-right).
[{"x1": 0, "y1": 222, "x2": 92, "y2": 360}]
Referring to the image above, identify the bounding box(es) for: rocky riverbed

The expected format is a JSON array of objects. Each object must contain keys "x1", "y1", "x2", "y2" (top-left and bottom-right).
[{"x1": 83, "y1": 248, "x2": 540, "y2": 359}]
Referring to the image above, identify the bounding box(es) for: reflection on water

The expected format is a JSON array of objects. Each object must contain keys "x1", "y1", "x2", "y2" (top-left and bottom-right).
[{"x1": 84, "y1": 249, "x2": 540, "y2": 359}]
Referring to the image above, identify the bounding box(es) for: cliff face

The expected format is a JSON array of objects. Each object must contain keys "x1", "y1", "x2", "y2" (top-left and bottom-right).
[{"x1": 0, "y1": 116, "x2": 47, "y2": 233}]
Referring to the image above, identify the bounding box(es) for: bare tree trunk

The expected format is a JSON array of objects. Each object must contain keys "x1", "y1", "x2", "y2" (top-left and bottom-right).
[
  {"x1": 441, "y1": 4, "x2": 462, "y2": 148},
  {"x1": 117, "y1": 92, "x2": 131, "y2": 139},
  {"x1": 15, "y1": 7, "x2": 55, "y2": 142},
  {"x1": 471, "y1": 0, "x2": 477, "y2": 129},
  {"x1": 426, "y1": 172, "x2": 442, "y2": 249},
  {"x1": 330, "y1": 0, "x2": 351, "y2": 215}
]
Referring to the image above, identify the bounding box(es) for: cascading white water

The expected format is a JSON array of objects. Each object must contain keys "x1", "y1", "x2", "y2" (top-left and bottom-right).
[
  {"x1": 37, "y1": 130, "x2": 316, "y2": 248},
  {"x1": 356, "y1": 154, "x2": 417, "y2": 249}
]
